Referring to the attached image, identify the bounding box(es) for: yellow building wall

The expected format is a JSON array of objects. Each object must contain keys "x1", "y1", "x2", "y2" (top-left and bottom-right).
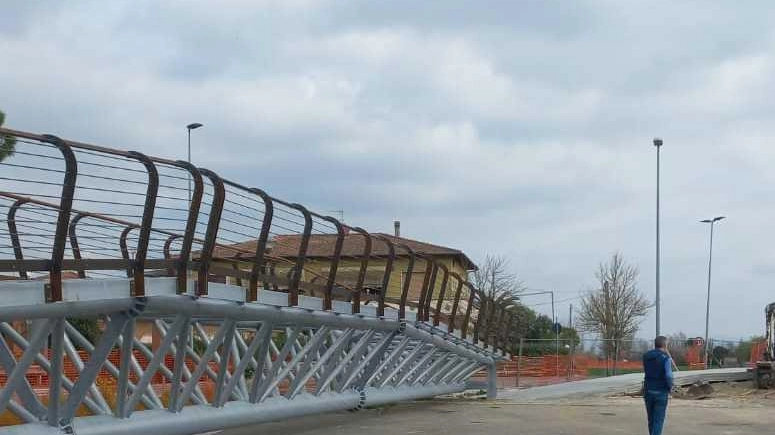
[
  {"x1": 300, "y1": 256, "x2": 470, "y2": 302},
  {"x1": 214, "y1": 256, "x2": 469, "y2": 318},
  {"x1": 217, "y1": 255, "x2": 471, "y2": 309}
]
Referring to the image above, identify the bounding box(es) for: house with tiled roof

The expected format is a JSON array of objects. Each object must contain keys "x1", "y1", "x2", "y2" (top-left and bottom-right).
[{"x1": 210, "y1": 224, "x2": 477, "y2": 305}]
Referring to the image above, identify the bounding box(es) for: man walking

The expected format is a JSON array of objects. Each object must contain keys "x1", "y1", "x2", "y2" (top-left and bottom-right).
[{"x1": 642, "y1": 336, "x2": 674, "y2": 435}]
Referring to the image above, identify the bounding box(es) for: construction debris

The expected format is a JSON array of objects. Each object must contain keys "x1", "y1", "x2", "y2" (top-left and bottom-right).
[
  {"x1": 622, "y1": 368, "x2": 752, "y2": 395},
  {"x1": 681, "y1": 382, "x2": 714, "y2": 400}
]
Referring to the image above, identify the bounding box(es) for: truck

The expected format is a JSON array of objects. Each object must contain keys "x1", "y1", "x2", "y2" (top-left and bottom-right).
[{"x1": 754, "y1": 302, "x2": 775, "y2": 389}]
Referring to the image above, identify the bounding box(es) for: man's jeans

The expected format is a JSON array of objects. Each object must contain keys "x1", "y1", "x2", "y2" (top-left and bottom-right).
[{"x1": 644, "y1": 390, "x2": 669, "y2": 435}]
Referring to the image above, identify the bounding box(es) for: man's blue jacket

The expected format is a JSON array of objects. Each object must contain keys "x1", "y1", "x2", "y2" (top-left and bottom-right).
[{"x1": 643, "y1": 349, "x2": 674, "y2": 392}]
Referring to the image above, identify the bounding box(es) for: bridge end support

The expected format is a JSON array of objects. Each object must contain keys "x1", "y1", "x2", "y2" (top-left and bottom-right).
[{"x1": 486, "y1": 363, "x2": 497, "y2": 400}]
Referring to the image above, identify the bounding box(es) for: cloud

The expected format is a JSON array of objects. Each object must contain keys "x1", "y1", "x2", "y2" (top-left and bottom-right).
[{"x1": 1, "y1": 0, "x2": 775, "y2": 338}]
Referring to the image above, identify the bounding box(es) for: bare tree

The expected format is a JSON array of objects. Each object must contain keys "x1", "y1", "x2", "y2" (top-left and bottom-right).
[
  {"x1": 469, "y1": 254, "x2": 526, "y2": 346},
  {"x1": 470, "y1": 254, "x2": 525, "y2": 303},
  {"x1": 577, "y1": 252, "x2": 650, "y2": 374}
]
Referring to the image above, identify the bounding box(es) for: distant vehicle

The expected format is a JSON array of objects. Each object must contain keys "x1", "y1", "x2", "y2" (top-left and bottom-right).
[{"x1": 753, "y1": 302, "x2": 775, "y2": 389}]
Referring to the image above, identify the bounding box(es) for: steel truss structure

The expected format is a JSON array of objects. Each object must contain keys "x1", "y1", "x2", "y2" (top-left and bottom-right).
[{"x1": 0, "y1": 128, "x2": 512, "y2": 434}]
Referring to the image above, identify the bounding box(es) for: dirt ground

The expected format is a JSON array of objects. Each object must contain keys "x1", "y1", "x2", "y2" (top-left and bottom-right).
[{"x1": 221, "y1": 383, "x2": 775, "y2": 435}]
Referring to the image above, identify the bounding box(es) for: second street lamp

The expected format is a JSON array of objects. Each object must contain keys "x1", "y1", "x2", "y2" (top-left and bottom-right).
[{"x1": 700, "y1": 215, "x2": 725, "y2": 369}]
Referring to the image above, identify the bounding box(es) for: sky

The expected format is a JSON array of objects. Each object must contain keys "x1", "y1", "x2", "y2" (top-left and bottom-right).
[{"x1": 2, "y1": 0, "x2": 774, "y2": 340}]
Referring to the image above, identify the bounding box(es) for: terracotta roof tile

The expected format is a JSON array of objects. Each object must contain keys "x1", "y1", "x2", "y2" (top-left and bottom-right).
[{"x1": 210, "y1": 233, "x2": 477, "y2": 270}]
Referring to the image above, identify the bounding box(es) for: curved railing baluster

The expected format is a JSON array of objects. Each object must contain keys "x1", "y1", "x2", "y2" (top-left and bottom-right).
[
  {"x1": 40, "y1": 134, "x2": 77, "y2": 303},
  {"x1": 373, "y1": 235, "x2": 395, "y2": 317},
  {"x1": 248, "y1": 188, "x2": 274, "y2": 303},
  {"x1": 447, "y1": 272, "x2": 465, "y2": 333},
  {"x1": 126, "y1": 151, "x2": 159, "y2": 297},
  {"x1": 350, "y1": 227, "x2": 372, "y2": 314},
  {"x1": 432, "y1": 264, "x2": 450, "y2": 327},
  {"x1": 174, "y1": 160, "x2": 204, "y2": 294},
  {"x1": 416, "y1": 258, "x2": 434, "y2": 321},
  {"x1": 395, "y1": 243, "x2": 415, "y2": 320},
  {"x1": 287, "y1": 203, "x2": 312, "y2": 307},
  {"x1": 163, "y1": 234, "x2": 183, "y2": 277},
  {"x1": 460, "y1": 282, "x2": 477, "y2": 339},
  {"x1": 320, "y1": 215, "x2": 345, "y2": 311},
  {"x1": 119, "y1": 227, "x2": 134, "y2": 278},
  {"x1": 197, "y1": 169, "x2": 226, "y2": 297},
  {"x1": 68, "y1": 214, "x2": 87, "y2": 279},
  {"x1": 7, "y1": 199, "x2": 29, "y2": 279}
]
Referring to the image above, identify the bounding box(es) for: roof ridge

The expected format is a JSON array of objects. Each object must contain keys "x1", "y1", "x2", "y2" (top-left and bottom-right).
[
  {"x1": 276, "y1": 232, "x2": 462, "y2": 253},
  {"x1": 274, "y1": 233, "x2": 340, "y2": 238},
  {"x1": 372, "y1": 232, "x2": 463, "y2": 253}
]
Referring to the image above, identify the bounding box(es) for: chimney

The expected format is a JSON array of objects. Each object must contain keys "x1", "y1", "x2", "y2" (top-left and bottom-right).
[{"x1": 394, "y1": 220, "x2": 400, "y2": 237}]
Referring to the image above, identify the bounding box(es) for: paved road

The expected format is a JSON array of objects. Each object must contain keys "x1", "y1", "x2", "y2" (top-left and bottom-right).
[
  {"x1": 217, "y1": 369, "x2": 755, "y2": 435},
  {"x1": 221, "y1": 395, "x2": 774, "y2": 435}
]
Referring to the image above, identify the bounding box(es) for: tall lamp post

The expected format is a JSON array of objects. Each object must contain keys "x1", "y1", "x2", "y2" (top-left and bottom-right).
[
  {"x1": 186, "y1": 123, "x2": 203, "y2": 202},
  {"x1": 653, "y1": 137, "x2": 663, "y2": 337},
  {"x1": 700, "y1": 215, "x2": 725, "y2": 369}
]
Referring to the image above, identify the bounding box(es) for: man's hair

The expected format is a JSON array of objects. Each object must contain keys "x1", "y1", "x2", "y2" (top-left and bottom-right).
[{"x1": 654, "y1": 336, "x2": 668, "y2": 349}]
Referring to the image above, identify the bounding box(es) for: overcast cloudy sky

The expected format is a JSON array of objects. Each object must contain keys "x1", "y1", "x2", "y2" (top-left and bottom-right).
[{"x1": 2, "y1": 1, "x2": 775, "y2": 339}]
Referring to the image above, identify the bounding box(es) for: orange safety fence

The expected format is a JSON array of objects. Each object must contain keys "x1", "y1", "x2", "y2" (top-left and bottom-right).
[
  {"x1": 749, "y1": 341, "x2": 768, "y2": 366},
  {"x1": 686, "y1": 343, "x2": 704, "y2": 369},
  {"x1": 479, "y1": 355, "x2": 644, "y2": 379}
]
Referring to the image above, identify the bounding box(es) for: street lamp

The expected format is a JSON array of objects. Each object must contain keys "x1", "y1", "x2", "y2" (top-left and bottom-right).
[
  {"x1": 186, "y1": 123, "x2": 203, "y2": 202},
  {"x1": 700, "y1": 215, "x2": 725, "y2": 369},
  {"x1": 653, "y1": 137, "x2": 663, "y2": 337}
]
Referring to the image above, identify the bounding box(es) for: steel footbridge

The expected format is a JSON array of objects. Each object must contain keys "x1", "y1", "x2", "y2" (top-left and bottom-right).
[{"x1": 0, "y1": 128, "x2": 512, "y2": 434}]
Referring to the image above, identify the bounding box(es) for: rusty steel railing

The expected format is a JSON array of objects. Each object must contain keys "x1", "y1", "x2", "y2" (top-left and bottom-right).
[{"x1": 0, "y1": 127, "x2": 512, "y2": 340}]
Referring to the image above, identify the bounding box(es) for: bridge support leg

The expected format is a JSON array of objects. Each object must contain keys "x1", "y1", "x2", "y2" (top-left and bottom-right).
[{"x1": 486, "y1": 363, "x2": 497, "y2": 400}]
